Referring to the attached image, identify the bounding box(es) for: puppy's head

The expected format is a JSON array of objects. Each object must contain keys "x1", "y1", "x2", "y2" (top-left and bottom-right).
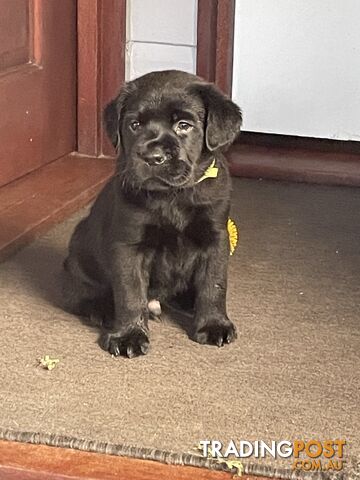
[{"x1": 104, "y1": 70, "x2": 242, "y2": 190}]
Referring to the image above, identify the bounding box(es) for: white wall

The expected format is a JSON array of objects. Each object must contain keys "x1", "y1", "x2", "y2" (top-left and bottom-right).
[
  {"x1": 126, "y1": 0, "x2": 197, "y2": 80},
  {"x1": 232, "y1": 0, "x2": 360, "y2": 141}
]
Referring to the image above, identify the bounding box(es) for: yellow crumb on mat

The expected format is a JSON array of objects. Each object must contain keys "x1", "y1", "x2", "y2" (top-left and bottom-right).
[
  {"x1": 218, "y1": 459, "x2": 244, "y2": 478},
  {"x1": 38, "y1": 355, "x2": 59, "y2": 370},
  {"x1": 193, "y1": 444, "x2": 244, "y2": 478}
]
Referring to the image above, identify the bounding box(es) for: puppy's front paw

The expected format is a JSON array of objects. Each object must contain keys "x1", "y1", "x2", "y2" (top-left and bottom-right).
[
  {"x1": 100, "y1": 328, "x2": 150, "y2": 358},
  {"x1": 193, "y1": 319, "x2": 237, "y2": 347}
]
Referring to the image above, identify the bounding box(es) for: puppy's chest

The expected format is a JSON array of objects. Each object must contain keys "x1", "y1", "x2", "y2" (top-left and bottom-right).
[
  {"x1": 151, "y1": 200, "x2": 190, "y2": 231},
  {"x1": 141, "y1": 204, "x2": 217, "y2": 252}
]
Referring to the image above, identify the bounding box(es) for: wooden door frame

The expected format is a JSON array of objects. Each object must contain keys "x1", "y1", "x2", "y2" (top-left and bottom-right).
[
  {"x1": 77, "y1": 0, "x2": 126, "y2": 158},
  {"x1": 196, "y1": 0, "x2": 235, "y2": 96}
]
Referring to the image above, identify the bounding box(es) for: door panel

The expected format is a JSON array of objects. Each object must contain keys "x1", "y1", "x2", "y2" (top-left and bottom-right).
[
  {"x1": 0, "y1": 0, "x2": 30, "y2": 70},
  {"x1": 232, "y1": 0, "x2": 360, "y2": 141},
  {"x1": 0, "y1": 0, "x2": 76, "y2": 188}
]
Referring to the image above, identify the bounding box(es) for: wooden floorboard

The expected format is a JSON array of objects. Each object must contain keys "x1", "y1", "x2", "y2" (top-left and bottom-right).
[
  {"x1": 0, "y1": 154, "x2": 115, "y2": 262},
  {"x1": 0, "y1": 440, "x2": 238, "y2": 480},
  {"x1": 228, "y1": 143, "x2": 360, "y2": 186}
]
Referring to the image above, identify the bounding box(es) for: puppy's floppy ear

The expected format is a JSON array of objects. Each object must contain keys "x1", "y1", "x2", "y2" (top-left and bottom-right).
[
  {"x1": 104, "y1": 84, "x2": 132, "y2": 150},
  {"x1": 104, "y1": 98, "x2": 121, "y2": 150},
  {"x1": 191, "y1": 83, "x2": 242, "y2": 151}
]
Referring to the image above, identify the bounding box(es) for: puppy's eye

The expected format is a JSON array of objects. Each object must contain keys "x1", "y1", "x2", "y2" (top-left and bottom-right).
[
  {"x1": 175, "y1": 121, "x2": 193, "y2": 134},
  {"x1": 130, "y1": 120, "x2": 141, "y2": 132}
]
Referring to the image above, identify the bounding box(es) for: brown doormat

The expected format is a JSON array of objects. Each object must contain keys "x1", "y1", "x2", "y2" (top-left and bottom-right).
[{"x1": 0, "y1": 178, "x2": 359, "y2": 479}]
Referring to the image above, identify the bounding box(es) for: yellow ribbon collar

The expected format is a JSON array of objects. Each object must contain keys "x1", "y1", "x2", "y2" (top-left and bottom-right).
[{"x1": 196, "y1": 159, "x2": 219, "y2": 183}]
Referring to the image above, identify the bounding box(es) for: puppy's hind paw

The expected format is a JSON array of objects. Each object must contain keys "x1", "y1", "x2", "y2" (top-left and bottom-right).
[{"x1": 100, "y1": 328, "x2": 150, "y2": 358}]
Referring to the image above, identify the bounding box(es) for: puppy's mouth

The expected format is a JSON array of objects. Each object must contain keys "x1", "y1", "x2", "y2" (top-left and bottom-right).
[
  {"x1": 157, "y1": 164, "x2": 192, "y2": 187},
  {"x1": 144, "y1": 160, "x2": 193, "y2": 188}
]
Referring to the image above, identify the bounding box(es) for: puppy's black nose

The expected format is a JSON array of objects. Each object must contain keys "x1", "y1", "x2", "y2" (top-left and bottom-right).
[
  {"x1": 143, "y1": 152, "x2": 167, "y2": 166},
  {"x1": 152, "y1": 153, "x2": 166, "y2": 165}
]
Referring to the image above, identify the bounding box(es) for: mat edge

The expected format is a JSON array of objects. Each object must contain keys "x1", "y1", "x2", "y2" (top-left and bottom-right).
[{"x1": 1, "y1": 429, "x2": 357, "y2": 480}]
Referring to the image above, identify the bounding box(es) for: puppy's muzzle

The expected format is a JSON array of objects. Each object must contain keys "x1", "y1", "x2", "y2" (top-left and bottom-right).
[{"x1": 140, "y1": 146, "x2": 171, "y2": 166}]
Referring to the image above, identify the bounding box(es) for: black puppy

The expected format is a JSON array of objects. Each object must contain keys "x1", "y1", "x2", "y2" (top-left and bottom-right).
[{"x1": 63, "y1": 70, "x2": 242, "y2": 358}]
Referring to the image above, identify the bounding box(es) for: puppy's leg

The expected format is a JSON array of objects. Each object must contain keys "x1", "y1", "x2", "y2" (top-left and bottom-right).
[
  {"x1": 62, "y1": 257, "x2": 113, "y2": 325},
  {"x1": 62, "y1": 256, "x2": 98, "y2": 315},
  {"x1": 100, "y1": 244, "x2": 150, "y2": 358},
  {"x1": 192, "y1": 231, "x2": 237, "y2": 347}
]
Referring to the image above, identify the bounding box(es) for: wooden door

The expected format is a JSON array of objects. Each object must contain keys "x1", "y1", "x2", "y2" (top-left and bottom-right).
[{"x1": 0, "y1": 0, "x2": 76, "y2": 188}]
